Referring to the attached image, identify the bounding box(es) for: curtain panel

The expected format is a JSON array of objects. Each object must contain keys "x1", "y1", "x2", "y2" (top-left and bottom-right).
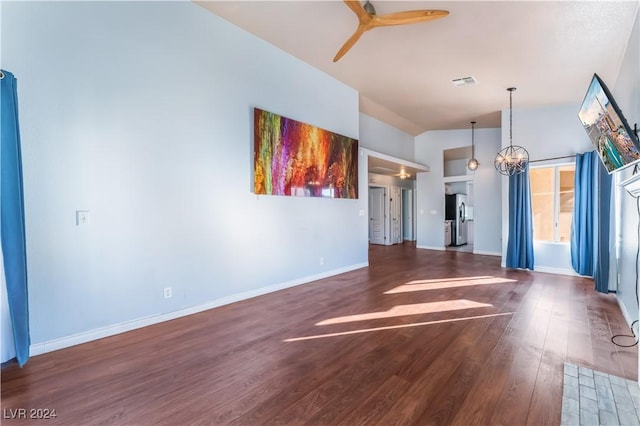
[
  {"x1": 1, "y1": 70, "x2": 30, "y2": 366},
  {"x1": 506, "y1": 166, "x2": 535, "y2": 270},
  {"x1": 570, "y1": 151, "x2": 611, "y2": 293}
]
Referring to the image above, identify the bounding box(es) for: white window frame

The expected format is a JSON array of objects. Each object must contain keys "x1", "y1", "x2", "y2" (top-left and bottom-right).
[{"x1": 530, "y1": 161, "x2": 575, "y2": 244}]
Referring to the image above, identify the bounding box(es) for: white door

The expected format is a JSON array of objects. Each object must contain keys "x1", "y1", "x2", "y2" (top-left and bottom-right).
[
  {"x1": 402, "y1": 189, "x2": 413, "y2": 241},
  {"x1": 369, "y1": 187, "x2": 385, "y2": 245},
  {"x1": 390, "y1": 187, "x2": 402, "y2": 244}
]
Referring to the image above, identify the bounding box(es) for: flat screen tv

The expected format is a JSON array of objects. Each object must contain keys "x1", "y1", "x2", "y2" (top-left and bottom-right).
[{"x1": 578, "y1": 73, "x2": 640, "y2": 173}]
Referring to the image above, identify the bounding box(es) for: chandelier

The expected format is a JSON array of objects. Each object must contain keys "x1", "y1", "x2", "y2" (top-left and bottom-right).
[{"x1": 495, "y1": 87, "x2": 529, "y2": 176}]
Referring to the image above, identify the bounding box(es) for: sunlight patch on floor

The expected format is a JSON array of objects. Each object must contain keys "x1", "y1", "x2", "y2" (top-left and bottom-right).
[
  {"x1": 315, "y1": 299, "x2": 492, "y2": 326},
  {"x1": 385, "y1": 276, "x2": 517, "y2": 294},
  {"x1": 284, "y1": 312, "x2": 514, "y2": 342}
]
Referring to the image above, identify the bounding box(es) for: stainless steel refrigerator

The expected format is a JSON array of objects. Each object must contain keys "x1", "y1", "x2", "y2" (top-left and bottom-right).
[{"x1": 445, "y1": 194, "x2": 468, "y2": 246}]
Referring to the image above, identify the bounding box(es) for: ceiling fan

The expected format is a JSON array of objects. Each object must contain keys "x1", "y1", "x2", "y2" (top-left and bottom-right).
[{"x1": 334, "y1": 0, "x2": 449, "y2": 62}]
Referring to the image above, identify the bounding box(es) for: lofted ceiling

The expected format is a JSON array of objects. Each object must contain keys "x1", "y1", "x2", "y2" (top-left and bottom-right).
[{"x1": 197, "y1": 1, "x2": 639, "y2": 136}]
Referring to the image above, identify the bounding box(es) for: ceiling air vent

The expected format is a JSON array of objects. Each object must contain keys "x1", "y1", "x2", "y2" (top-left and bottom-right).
[{"x1": 451, "y1": 76, "x2": 478, "y2": 87}]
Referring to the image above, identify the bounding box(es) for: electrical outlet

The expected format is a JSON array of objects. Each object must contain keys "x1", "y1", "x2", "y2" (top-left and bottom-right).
[
  {"x1": 320, "y1": 257, "x2": 324, "y2": 265},
  {"x1": 76, "y1": 210, "x2": 90, "y2": 226},
  {"x1": 163, "y1": 287, "x2": 172, "y2": 299}
]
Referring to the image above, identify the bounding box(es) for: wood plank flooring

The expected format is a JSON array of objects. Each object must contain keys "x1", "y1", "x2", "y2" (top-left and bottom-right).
[{"x1": 2, "y1": 243, "x2": 637, "y2": 425}]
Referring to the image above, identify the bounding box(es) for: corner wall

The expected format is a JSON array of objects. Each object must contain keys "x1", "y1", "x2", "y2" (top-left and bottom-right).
[
  {"x1": 613, "y1": 8, "x2": 640, "y2": 330},
  {"x1": 359, "y1": 113, "x2": 415, "y2": 161},
  {"x1": 1, "y1": 2, "x2": 366, "y2": 348}
]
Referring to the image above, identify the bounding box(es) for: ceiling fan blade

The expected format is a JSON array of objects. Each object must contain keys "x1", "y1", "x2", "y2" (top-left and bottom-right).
[
  {"x1": 343, "y1": 0, "x2": 371, "y2": 22},
  {"x1": 372, "y1": 10, "x2": 449, "y2": 27},
  {"x1": 333, "y1": 25, "x2": 366, "y2": 62}
]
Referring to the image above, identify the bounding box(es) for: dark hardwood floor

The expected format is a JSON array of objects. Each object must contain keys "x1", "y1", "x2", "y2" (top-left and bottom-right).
[{"x1": 2, "y1": 243, "x2": 637, "y2": 425}]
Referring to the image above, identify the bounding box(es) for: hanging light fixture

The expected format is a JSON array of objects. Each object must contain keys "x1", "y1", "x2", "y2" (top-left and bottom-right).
[
  {"x1": 467, "y1": 121, "x2": 479, "y2": 171},
  {"x1": 494, "y1": 87, "x2": 529, "y2": 176}
]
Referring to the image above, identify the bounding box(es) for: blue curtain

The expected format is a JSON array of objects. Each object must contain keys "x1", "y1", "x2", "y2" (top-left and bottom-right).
[
  {"x1": 594, "y1": 157, "x2": 612, "y2": 292},
  {"x1": 571, "y1": 151, "x2": 611, "y2": 292},
  {"x1": 506, "y1": 165, "x2": 534, "y2": 270},
  {"x1": 1, "y1": 70, "x2": 30, "y2": 366},
  {"x1": 571, "y1": 152, "x2": 596, "y2": 276}
]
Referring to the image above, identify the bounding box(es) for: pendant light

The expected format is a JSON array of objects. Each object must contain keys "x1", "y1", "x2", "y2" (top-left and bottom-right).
[
  {"x1": 467, "y1": 121, "x2": 479, "y2": 171},
  {"x1": 494, "y1": 87, "x2": 529, "y2": 176}
]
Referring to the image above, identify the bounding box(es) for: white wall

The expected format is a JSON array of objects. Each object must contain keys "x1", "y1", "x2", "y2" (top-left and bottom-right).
[
  {"x1": 613, "y1": 9, "x2": 640, "y2": 329},
  {"x1": 2, "y1": 2, "x2": 367, "y2": 348},
  {"x1": 445, "y1": 181, "x2": 467, "y2": 194},
  {"x1": 359, "y1": 113, "x2": 415, "y2": 162},
  {"x1": 368, "y1": 173, "x2": 415, "y2": 190},
  {"x1": 499, "y1": 105, "x2": 593, "y2": 273},
  {"x1": 444, "y1": 159, "x2": 469, "y2": 177},
  {"x1": 415, "y1": 128, "x2": 502, "y2": 254}
]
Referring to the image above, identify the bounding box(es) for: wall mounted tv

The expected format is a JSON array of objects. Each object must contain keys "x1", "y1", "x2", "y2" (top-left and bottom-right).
[{"x1": 578, "y1": 73, "x2": 640, "y2": 173}]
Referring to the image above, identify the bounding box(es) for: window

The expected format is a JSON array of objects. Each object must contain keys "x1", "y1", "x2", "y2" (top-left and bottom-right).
[{"x1": 529, "y1": 164, "x2": 575, "y2": 243}]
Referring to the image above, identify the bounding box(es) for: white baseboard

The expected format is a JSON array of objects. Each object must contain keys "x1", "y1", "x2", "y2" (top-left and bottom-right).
[
  {"x1": 533, "y1": 266, "x2": 580, "y2": 276},
  {"x1": 416, "y1": 245, "x2": 445, "y2": 251},
  {"x1": 473, "y1": 250, "x2": 502, "y2": 257},
  {"x1": 616, "y1": 294, "x2": 634, "y2": 329},
  {"x1": 416, "y1": 247, "x2": 501, "y2": 256},
  {"x1": 30, "y1": 262, "x2": 369, "y2": 357}
]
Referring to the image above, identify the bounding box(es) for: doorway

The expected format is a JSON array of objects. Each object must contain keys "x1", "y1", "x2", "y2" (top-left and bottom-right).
[
  {"x1": 389, "y1": 187, "x2": 402, "y2": 244},
  {"x1": 402, "y1": 188, "x2": 414, "y2": 241},
  {"x1": 365, "y1": 149, "x2": 427, "y2": 247},
  {"x1": 369, "y1": 185, "x2": 413, "y2": 246}
]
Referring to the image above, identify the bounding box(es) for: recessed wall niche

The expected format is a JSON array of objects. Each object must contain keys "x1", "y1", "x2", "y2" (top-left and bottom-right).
[{"x1": 443, "y1": 146, "x2": 472, "y2": 178}]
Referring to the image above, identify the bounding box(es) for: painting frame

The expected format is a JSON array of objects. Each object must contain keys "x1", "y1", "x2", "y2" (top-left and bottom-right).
[{"x1": 253, "y1": 108, "x2": 359, "y2": 199}]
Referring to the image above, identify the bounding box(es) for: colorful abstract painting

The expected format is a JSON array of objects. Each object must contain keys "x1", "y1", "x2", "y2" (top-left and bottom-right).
[{"x1": 254, "y1": 108, "x2": 358, "y2": 198}]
